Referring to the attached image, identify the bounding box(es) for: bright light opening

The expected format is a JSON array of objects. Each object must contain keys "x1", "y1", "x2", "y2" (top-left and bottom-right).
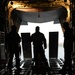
[{"x1": 18, "y1": 21, "x2": 64, "y2": 62}]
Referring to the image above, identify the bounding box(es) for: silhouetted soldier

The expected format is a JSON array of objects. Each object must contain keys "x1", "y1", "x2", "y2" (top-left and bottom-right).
[
  {"x1": 31, "y1": 26, "x2": 48, "y2": 67},
  {"x1": 59, "y1": 22, "x2": 73, "y2": 74},
  {"x1": 6, "y1": 25, "x2": 21, "y2": 72}
]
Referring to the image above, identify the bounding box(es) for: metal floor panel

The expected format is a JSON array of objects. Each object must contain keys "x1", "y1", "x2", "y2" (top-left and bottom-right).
[{"x1": 0, "y1": 58, "x2": 75, "y2": 75}]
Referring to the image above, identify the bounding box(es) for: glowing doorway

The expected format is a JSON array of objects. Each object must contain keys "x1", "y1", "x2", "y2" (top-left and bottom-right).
[{"x1": 18, "y1": 21, "x2": 64, "y2": 62}]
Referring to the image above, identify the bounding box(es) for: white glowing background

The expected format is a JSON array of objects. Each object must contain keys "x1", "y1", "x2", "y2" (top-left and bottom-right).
[{"x1": 18, "y1": 21, "x2": 64, "y2": 62}]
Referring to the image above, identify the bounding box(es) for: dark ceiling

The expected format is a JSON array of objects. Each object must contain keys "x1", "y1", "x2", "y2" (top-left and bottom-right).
[{"x1": 0, "y1": 0, "x2": 68, "y2": 31}]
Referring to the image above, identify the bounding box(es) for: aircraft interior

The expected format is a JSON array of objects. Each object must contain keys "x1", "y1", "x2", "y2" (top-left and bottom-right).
[{"x1": 0, "y1": 0, "x2": 75, "y2": 75}]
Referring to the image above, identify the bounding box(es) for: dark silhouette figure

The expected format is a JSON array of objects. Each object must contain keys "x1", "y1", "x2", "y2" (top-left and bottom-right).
[
  {"x1": 59, "y1": 22, "x2": 73, "y2": 74},
  {"x1": 6, "y1": 25, "x2": 21, "y2": 71},
  {"x1": 31, "y1": 26, "x2": 48, "y2": 67}
]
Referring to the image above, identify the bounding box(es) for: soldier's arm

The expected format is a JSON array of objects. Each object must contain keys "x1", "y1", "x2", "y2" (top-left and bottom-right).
[{"x1": 43, "y1": 34, "x2": 47, "y2": 49}]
